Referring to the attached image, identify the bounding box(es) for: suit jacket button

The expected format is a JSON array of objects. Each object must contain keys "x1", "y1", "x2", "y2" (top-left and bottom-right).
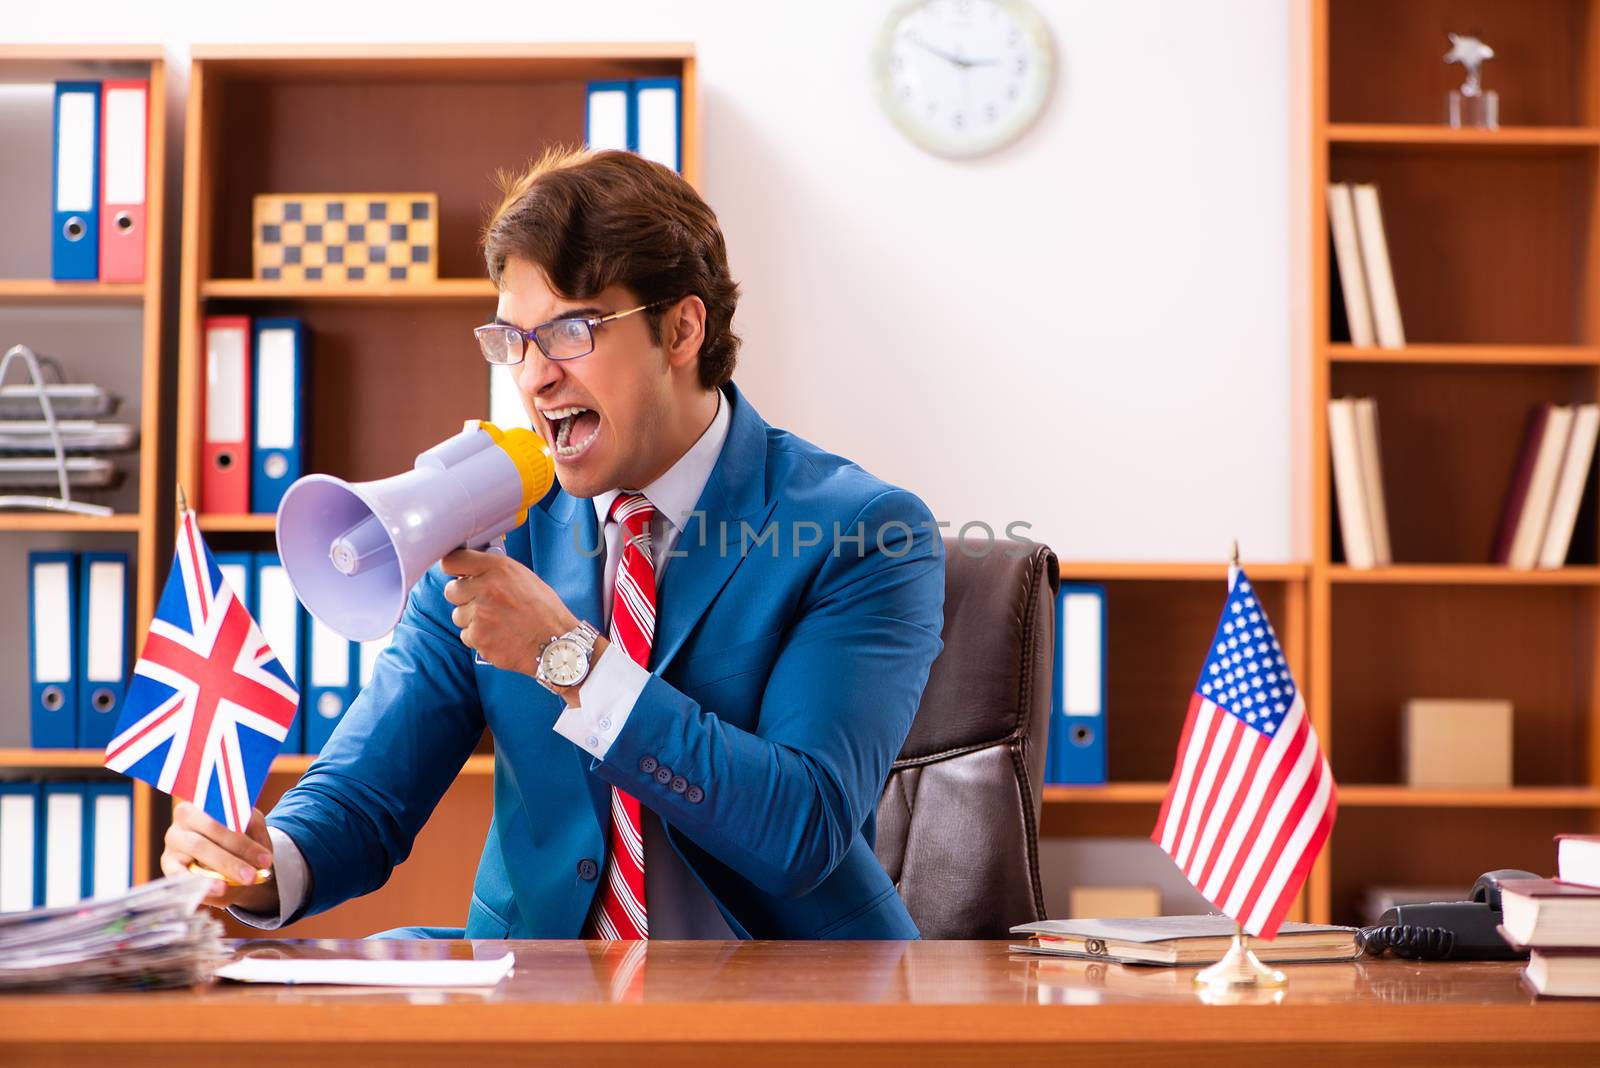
[
  {"x1": 654, "y1": 766, "x2": 672, "y2": 786},
  {"x1": 639, "y1": 756, "x2": 657, "y2": 774},
  {"x1": 578, "y1": 858, "x2": 598, "y2": 881},
  {"x1": 670, "y1": 775, "x2": 687, "y2": 794},
  {"x1": 685, "y1": 785, "x2": 704, "y2": 804}
]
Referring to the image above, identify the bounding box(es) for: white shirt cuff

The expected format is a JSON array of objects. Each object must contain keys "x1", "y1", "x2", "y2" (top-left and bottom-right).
[
  {"x1": 551, "y1": 646, "x2": 650, "y2": 760},
  {"x1": 226, "y1": 825, "x2": 309, "y2": 930}
]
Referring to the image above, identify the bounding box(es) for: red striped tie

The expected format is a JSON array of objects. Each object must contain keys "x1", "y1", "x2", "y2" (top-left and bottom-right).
[{"x1": 585, "y1": 492, "x2": 656, "y2": 940}]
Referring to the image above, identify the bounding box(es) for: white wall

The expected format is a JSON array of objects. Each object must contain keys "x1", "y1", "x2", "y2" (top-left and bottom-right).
[{"x1": 11, "y1": 0, "x2": 1296, "y2": 561}]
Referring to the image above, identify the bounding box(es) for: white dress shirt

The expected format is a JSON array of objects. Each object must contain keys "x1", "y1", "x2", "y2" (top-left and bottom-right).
[{"x1": 234, "y1": 391, "x2": 734, "y2": 938}]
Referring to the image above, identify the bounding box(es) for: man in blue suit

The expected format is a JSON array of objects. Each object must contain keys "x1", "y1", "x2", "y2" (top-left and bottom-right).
[{"x1": 163, "y1": 148, "x2": 945, "y2": 939}]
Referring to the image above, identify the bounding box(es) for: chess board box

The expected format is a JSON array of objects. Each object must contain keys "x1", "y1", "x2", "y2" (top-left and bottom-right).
[{"x1": 252, "y1": 193, "x2": 439, "y2": 283}]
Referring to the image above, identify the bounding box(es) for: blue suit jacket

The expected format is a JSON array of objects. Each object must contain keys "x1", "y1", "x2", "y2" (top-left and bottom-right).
[{"x1": 267, "y1": 382, "x2": 945, "y2": 938}]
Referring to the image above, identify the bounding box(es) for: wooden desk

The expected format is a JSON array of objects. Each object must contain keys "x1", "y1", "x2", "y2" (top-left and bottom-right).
[{"x1": 2, "y1": 940, "x2": 1598, "y2": 1066}]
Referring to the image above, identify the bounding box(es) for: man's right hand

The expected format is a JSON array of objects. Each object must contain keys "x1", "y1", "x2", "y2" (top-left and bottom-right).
[{"x1": 161, "y1": 801, "x2": 279, "y2": 915}]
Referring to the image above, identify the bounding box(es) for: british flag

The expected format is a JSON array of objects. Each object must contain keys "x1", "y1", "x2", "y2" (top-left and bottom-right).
[{"x1": 103, "y1": 511, "x2": 299, "y2": 833}]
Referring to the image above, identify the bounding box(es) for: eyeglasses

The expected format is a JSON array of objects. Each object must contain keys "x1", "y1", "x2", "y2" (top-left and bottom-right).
[{"x1": 474, "y1": 301, "x2": 670, "y2": 365}]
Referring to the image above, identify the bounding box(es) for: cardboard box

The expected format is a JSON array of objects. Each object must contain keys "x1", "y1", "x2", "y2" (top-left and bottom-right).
[
  {"x1": 1402, "y1": 699, "x2": 1513, "y2": 788},
  {"x1": 1067, "y1": 885, "x2": 1162, "y2": 920}
]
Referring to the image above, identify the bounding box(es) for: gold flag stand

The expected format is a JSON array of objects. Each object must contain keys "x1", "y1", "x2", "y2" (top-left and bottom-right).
[
  {"x1": 1191, "y1": 541, "x2": 1288, "y2": 1002},
  {"x1": 1193, "y1": 921, "x2": 1286, "y2": 999}
]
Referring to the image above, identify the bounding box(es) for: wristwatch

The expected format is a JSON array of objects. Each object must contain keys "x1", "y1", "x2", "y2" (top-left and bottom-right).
[{"x1": 536, "y1": 620, "x2": 601, "y2": 694}]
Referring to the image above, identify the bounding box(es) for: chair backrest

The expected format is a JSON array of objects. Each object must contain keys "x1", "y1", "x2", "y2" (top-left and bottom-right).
[{"x1": 875, "y1": 538, "x2": 1058, "y2": 939}]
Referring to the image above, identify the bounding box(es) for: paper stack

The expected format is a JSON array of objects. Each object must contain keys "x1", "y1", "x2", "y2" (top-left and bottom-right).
[{"x1": 0, "y1": 872, "x2": 227, "y2": 992}]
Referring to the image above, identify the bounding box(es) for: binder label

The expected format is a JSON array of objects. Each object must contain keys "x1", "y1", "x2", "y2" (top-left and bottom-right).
[
  {"x1": 32, "y1": 562, "x2": 72, "y2": 685},
  {"x1": 206, "y1": 329, "x2": 247, "y2": 442},
  {"x1": 1063, "y1": 591, "x2": 1104, "y2": 716},
  {"x1": 86, "y1": 560, "x2": 126, "y2": 682},
  {"x1": 103, "y1": 86, "x2": 146, "y2": 204},
  {"x1": 55, "y1": 91, "x2": 96, "y2": 213},
  {"x1": 310, "y1": 617, "x2": 350, "y2": 689},
  {"x1": 256, "y1": 327, "x2": 298, "y2": 449}
]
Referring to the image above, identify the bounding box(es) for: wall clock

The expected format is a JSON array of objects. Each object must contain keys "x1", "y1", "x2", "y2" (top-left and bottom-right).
[{"x1": 872, "y1": 0, "x2": 1055, "y2": 158}]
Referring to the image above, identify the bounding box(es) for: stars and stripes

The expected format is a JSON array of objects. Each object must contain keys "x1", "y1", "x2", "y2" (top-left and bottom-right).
[
  {"x1": 103, "y1": 511, "x2": 300, "y2": 834},
  {"x1": 1151, "y1": 566, "x2": 1336, "y2": 939},
  {"x1": 585, "y1": 492, "x2": 655, "y2": 940}
]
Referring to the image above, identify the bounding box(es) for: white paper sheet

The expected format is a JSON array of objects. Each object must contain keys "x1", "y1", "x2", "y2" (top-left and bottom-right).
[{"x1": 215, "y1": 951, "x2": 514, "y2": 988}]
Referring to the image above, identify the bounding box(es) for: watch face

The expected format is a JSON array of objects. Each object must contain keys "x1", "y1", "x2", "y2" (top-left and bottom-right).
[
  {"x1": 872, "y1": 0, "x2": 1055, "y2": 158},
  {"x1": 542, "y1": 638, "x2": 588, "y2": 686}
]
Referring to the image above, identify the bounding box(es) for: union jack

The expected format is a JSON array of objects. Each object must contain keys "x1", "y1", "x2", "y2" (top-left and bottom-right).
[{"x1": 103, "y1": 511, "x2": 300, "y2": 833}]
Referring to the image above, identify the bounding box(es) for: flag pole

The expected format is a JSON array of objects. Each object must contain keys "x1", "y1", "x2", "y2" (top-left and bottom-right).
[
  {"x1": 1194, "y1": 539, "x2": 1288, "y2": 1000},
  {"x1": 173, "y1": 481, "x2": 273, "y2": 890}
]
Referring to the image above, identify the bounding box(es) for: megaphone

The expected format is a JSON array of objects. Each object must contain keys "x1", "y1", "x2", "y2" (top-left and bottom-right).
[{"x1": 276, "y1": 421, "x2": 555, "y2": 641}]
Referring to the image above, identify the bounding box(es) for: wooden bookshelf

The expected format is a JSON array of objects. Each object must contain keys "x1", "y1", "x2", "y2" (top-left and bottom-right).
[
  {"x1": 0, "y1": 280, "x2": 146, "y2": 304},
  {"x1": 1330, "y1": 343, "x2": 1600, "y2": 366},
  {"x1": 1305, "y1": 0, "x2": 1600, "y2": 923},
  {"x1": 1327, "y1": 123, "x2": 1600, "y2": 146},
  {"x1": 173, "y1": 44, "x2": 700, "y2": 939},
  {"x1": 1045, "y1": 2, "x2": 1600, "y2": 929},
  {"x1": 0, "y1": 47, "x2": 169, "y2": 887},
  {"x1": 200, "y1": 279, "x2": 495, "y2": 302}
]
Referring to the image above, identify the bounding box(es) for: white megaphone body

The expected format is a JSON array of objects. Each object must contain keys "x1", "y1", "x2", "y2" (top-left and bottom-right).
[{"x1": 276, "y1": 420, "x2": 555, "y2": 641}]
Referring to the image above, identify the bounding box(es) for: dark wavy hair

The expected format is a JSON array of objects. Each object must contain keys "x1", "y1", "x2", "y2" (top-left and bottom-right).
[{"x1": 482, "y1": 147, "x2": 742, "y2": 389}]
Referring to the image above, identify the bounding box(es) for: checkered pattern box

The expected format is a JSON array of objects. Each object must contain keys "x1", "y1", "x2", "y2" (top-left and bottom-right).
[{"x1": 252, "y1": 193, "x2": 439, "y2": 283}]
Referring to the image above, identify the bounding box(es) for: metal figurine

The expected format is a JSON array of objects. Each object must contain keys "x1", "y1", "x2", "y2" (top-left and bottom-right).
[{"x1": 1445, "y1": 33, "x2": 1499, "y2": 129}]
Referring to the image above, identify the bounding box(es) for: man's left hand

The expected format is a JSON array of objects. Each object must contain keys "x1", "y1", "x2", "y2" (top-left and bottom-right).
[{"x1": 440, "y1": 549, "x2": 580, "y2": 678}]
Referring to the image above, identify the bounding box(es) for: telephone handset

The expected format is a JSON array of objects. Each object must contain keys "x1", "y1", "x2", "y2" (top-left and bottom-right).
[{"x1": 1355, "y1": 869, "x2": 1539, "y2": 961}]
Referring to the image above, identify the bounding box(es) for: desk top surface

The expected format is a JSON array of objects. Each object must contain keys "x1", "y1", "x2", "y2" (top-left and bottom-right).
[{"x1": 2, "y1": 940, "x2": 1599, "y2": 1051}]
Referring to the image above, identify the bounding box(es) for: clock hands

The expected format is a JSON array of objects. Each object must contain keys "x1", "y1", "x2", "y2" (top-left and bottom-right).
[{"x1": 906, "y1": 34, "x2": 999, "y2": 70}]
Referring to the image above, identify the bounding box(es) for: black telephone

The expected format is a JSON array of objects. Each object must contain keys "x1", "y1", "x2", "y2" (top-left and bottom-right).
[{"x1": 1356, "y1": 869, "x2": 1538, "y2": 961}]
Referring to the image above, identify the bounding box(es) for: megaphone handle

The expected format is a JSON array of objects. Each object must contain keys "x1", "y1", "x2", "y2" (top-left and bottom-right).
[{"x1": 473, "y1": 535, "x2": 507, "y2": 665}]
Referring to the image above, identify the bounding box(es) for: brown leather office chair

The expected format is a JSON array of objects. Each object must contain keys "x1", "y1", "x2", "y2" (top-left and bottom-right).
[{"x1": 875, "y1": 538, "x2": 1057, "y2": 939}]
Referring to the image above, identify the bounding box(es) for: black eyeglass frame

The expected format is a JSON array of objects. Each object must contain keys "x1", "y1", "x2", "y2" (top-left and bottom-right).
[{"x1": 474, "y1": 300, "x2": 675, "y2": 365}]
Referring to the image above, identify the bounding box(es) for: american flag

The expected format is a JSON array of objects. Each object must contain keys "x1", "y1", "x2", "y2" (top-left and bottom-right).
[
  {"x1": 1151, "y1": 566, "x2": 1336, "y2": 938},
  {"x1": 103, "y1": 511, "x2": 299, "y2": 833}
]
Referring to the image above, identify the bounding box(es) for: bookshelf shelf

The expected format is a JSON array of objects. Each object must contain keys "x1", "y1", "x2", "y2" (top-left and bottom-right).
[
  {"x1": 0, "y1": 45, "x2": 163, "y2": 63},
  {"x1": 1058, "y1": 561, "x2": 1308, "y2": 582},
  {"x1": 0, "y1": 514, "x2": 143, "y2": 533},
  {"x1": 196, "y1": 514, "x2": 277, "y2": 533},
  {"x1": 1327, "y1": 123, "x2": 1600, "y2": 147},
  {"x1": 1042, "y1": 783, "x2": 1165, "y2": 805},
  {"x1": 1339, "y1": 786, "x2": 1600, "y2": 808},
  {"x1": 0, "y1": 280, "x2": 146, "y2": 304},
  {"x1": 1040, "y1": 783, "x2": 1600, "y2": 809},
  {"x1": 1328, "y1": 343, "x2": 1600, "y2": 366},
  {"x1": 1328, "y1": 565, "x2": 1600, "y2": 586},
  {"x1": 0, "y1": 748, "x2": 115, "y2": 769},
  {"x1": 201, "y1": 278, "x2": 496, "y2": 302}
]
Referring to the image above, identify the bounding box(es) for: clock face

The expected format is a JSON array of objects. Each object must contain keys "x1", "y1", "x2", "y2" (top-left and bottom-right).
[
  {"x1": 542, "y1": 638, "x2": 587, "y2": 685},
  {"x1": 873, "y1": 0, "x2": 1055, "y2": 158}
]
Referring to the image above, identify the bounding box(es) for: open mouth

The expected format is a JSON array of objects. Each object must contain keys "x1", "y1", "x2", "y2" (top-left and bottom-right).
[{"x1": 542, "y1": 405, "x2": 601, "y2": 462}]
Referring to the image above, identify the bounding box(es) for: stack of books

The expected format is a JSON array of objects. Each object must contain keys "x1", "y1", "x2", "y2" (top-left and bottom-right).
[
  {"x1": 1491, "y1": 405, "x2": 1600, "y2": 570},
  {"x1": 1327, "y1": 396, "x2": 1391, "y2": 569},
  {"x1": 1501, "y1": 836, "x2": 1600, "y2": 997},
  {"x1": 1010, "y1": 916, "x2": 1362, "y2": 965},
  {"x1": 1327, "y1": 182, "x2": 1405, "y2": 349}
]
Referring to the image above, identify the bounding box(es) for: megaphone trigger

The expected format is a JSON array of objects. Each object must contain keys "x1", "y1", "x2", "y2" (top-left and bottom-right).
[
  {"x1": 473, "y1": 537, "x2": 504, "y2": 668},
  {"x1": 276, "y1": 421, "x2": 555, "y2": 642}
]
